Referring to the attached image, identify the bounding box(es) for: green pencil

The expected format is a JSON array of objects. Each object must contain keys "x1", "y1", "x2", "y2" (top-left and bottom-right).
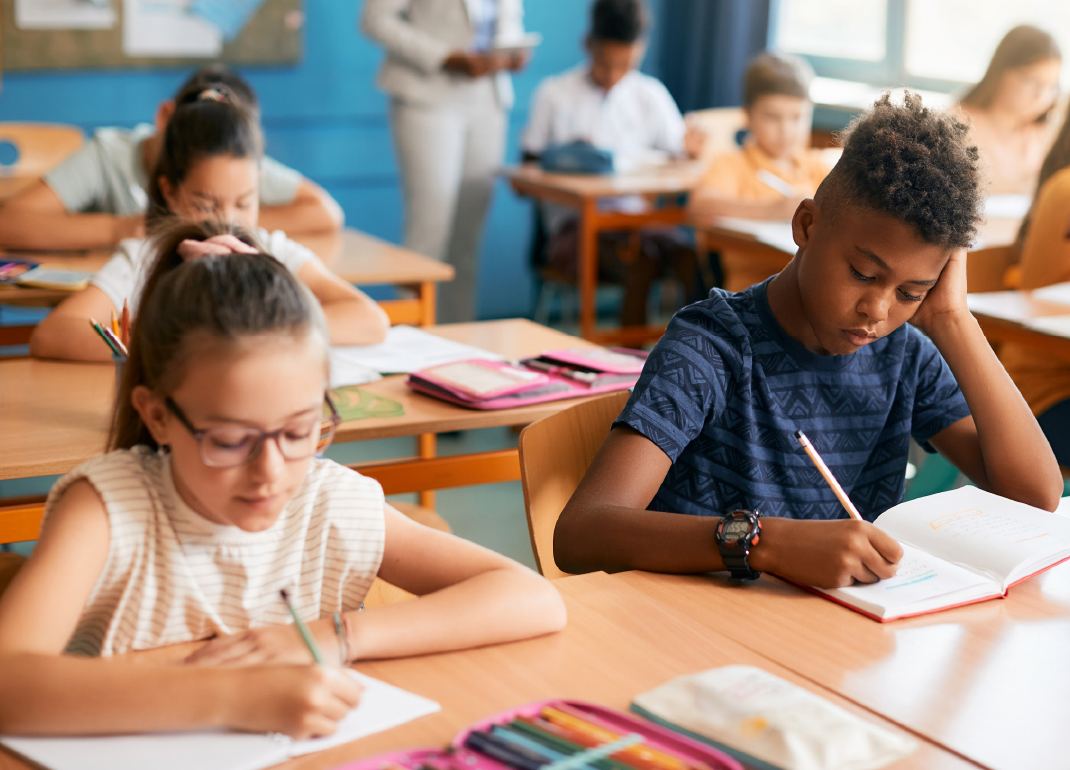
[{"x1": 279, "y1": 588, "x2": 325, "y2": 665}]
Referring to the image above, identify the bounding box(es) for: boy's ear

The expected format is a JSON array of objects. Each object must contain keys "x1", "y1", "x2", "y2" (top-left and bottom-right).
[
  {"x1": 155, "y1": 100, "x2": 175, "y2": 134},
  {"x1": 791, "y1": 198, "x2": 819, "y2": 250},
  {"x1": 131, "y1": 386, "x2": 171, "y2": 447}
]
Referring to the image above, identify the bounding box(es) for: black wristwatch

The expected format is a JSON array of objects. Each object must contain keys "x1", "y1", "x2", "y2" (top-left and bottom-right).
[{"x1": 714, "y1": 509, "x2": 763, "y2": 581}]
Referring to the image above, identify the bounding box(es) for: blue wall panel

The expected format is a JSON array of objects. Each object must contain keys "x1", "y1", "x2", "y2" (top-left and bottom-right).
[{"x1": 0, "y1": 1, "x2": 669, "y2": 319}]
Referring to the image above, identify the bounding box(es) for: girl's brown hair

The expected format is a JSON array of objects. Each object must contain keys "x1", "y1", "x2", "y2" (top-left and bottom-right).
[
  {"x1": 1016, "y1": 104, "x2": 1070, "y2": 251},
  {"x1": 109, "y1": 219, "x2": 326, "y2": 451},
  {"x1": 147, "y1": 86, "x2": 263, "y2": 226},
  {"x1": 960, "y1": 25, "x2": 1061, "y2": 121}
]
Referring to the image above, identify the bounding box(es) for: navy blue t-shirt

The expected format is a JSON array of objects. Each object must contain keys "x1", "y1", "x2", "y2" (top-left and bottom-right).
[{"x1": 616, "y1": 279, "x2": 971, "y2": 521}]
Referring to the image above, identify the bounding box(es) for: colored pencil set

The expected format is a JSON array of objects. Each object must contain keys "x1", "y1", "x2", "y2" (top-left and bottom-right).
[{"x1": 89, "y1": 300, "x2": 130, "y2": 360}]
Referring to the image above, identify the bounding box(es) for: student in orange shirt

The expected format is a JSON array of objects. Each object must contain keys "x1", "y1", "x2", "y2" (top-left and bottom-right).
[
  {"x1": 689, "y1": 52, "x2": 832, "y2": 225},
  {"x1": 1000, "y1": 109, "x2": 1070, "y2": 464}
]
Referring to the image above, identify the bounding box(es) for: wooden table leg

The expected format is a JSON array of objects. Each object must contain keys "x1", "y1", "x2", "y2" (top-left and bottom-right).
[
  {"x1": 418, "y1": 280, "x2": 436, "y2": 327},
  {"x1": 418, "y1": 432, "x2": 436, "y2": 508},
  {"x1": 578, "y1": 198, "x2": 599, "y2": 341}
]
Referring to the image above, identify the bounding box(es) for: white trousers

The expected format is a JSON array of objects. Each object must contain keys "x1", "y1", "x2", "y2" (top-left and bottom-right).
[{"x1": 389, "y1": 96, "x2": 507, "y2": 323}]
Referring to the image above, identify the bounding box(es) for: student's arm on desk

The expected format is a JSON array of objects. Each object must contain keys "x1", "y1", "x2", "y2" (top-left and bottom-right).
[
  {"x1": 0, "y1": 180, "x2": 143, "y2": 250},
  {"x1": 258, "y1": 179, "x2": 344, "y2": 236},
  {"x1": 296, "y1": 261, "x2": 389, "y2": 346},
  {"x1": 688, "y1": 188, "x2": 805, "y2": 226},
  {"x1": 29, "y1": 286, "x2": 117, "y2": 362},
  {"x1": 913, "y1": 248, "x2": 1062, "y2": 510},
  {"x1": 0, "y1": 480, "x2": 361, "y2": 739},
  {"x1": 185, "y1": 504, "x2": 567, "y2": 667},
  {"x1": 553, "y1": 426, "x2": 902, "y2": 588}
]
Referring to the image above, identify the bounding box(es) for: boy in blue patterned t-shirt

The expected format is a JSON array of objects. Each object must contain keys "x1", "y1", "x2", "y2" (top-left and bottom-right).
[{"x1": 555, "y1": 92, "x2": 1062, "y2": 590}]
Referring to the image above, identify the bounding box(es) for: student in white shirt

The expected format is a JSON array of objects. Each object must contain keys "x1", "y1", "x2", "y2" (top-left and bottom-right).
[
  {"x1": 30, "y1": 86, "x2": 387, "y2": 362},
  {"x1": 0, "y1": 65, "x2": 343, "y2": 251},
  {"x1": 521, "y1": 0, "x2": 704, "y2": 326}
]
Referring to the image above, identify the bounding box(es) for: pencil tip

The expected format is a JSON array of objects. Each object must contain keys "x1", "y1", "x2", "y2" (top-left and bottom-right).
[
  {"x1": 794, "y1": 429, "x2": 804, "y2": 439},
  {"x1": 279, "y1": 588, "x2": 289, "y2": 601}
]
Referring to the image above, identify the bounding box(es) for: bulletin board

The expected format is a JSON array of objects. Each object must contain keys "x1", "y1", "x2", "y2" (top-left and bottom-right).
[{"x1": 1, "y1": 0, "x2": 303, "y2": 71}]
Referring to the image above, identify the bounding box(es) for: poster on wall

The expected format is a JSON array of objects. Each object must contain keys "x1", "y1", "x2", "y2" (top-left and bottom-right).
[
  {"x1": 122, "y1": 0, "x2": 223, "y2": 57},
  {"x1": 15, "y1": 0, "x2": 116, "y2": 29}
]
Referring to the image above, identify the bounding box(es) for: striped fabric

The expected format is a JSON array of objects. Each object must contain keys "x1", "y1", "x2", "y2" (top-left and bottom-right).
[
  {"x1": 616, "y1": 278, "x2": 971, "y2": 521},
  {"x1": 45, "y1": 447, "x2": 385, "y2": 657}
]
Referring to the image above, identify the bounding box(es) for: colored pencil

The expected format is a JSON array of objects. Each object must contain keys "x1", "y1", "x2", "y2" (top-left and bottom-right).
[
  {"x1": 101, "y1": 327, "x2": 128, "y2": 358},
  {"x1": 795, "y1": 430, "x2": 863, "y2": 520},
  {"x1": 120, "y1": 299, "x2": 130, "y2": 347},
  {"x1": 110, "y1": 310, "x2": 120, "y2": 337},
  {"x1": 279, "y1": 588, "x2": 325, "y2": 665},
  {"x1": 88, "y1": 318, "x2": 122, "y2": 357}
]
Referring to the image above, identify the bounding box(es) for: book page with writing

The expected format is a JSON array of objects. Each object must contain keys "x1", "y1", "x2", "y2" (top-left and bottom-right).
[
  {"x1": 875, "y1": 487, "x2": 1070, "y2": 588},
  {"x1": 816, "y1": 544, "x2": 999, "y2": 620}
]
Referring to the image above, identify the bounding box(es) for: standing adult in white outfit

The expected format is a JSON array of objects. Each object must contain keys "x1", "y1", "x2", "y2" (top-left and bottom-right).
[{"x1": 361, "y1": 0, "x2": 529, "y2": 323}]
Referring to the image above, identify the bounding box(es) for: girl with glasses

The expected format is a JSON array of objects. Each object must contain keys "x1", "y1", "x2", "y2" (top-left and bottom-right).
[{"x1": 0, "y1": 221, "x2": 566, "y2": 740}]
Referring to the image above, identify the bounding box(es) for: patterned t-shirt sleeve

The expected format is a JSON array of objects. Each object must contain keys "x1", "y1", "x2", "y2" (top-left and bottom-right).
[
  {"x1": 615, "y1": 301, "x2": 740, "y2": 462},
  {"x1": 908, "y1": 325, "x2": 971, "y2": 451}
]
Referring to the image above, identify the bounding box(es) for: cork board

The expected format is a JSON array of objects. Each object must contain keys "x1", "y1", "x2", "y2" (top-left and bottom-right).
[{"x1": 1, "y1": 0, "x2": 303, "y2": 70}]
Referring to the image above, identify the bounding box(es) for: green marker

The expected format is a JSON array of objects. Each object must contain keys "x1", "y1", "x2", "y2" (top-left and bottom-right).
[{"x1": 279, "y1": 588, "x2": 325, "y2": 665}]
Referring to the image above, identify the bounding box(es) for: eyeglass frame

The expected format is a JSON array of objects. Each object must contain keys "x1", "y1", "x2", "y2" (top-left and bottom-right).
[{"x1": 163, "y1": 393, "x2": 342, "y2": 467}]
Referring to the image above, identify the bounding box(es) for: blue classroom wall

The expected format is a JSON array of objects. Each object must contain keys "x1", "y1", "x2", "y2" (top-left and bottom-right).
[{"x1": 0, "y1": 0, "x2": 667, "y2": 320}]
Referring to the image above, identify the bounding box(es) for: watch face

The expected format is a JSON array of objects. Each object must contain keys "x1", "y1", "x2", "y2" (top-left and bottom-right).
[{"x1": 723, "y1": 519, "x2": 752, "y2": 540}]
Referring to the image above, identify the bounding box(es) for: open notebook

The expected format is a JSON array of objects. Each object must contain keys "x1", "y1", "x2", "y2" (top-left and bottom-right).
[
  {"x1": 801, "y1": 486, "x2": 1070, "y2": 621},
  {"x1": 0, "y1": 671, "x2": 439, "y2": 770}
]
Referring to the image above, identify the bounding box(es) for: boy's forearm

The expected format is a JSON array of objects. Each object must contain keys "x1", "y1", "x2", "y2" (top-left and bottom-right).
[
  {"x1": 554, "y1": 503, "x2": 727, "y2": 575},
  {"x1": 929, "y1": 311, "x2": 1061, "y2": 507},
  {"x1": 0, "y1": 653, "x2": 230, "y2": 735}
]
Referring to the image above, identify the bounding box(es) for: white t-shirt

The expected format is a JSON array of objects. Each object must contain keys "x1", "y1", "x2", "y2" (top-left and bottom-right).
[
  {"x1": 90, "y1": 227, "x2": 321, "y2": 312},
  {"x1": 522, "y1": 65, "x2": 686, "y2": 233},
  {"x1": 523, "y1": 65, "x2": 686, "y2": 159},
  {"x1": 46, "y1": 447, "x2": 385, "y2": 656},
  {"x1": 44, "y1": 123, "x2": 304, "y2": 216}
]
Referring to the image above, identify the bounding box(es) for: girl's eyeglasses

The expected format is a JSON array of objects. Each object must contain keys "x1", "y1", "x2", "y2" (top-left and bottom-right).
[{"x1": 164, "y1": 394, "x2": 342, "y2": 468}]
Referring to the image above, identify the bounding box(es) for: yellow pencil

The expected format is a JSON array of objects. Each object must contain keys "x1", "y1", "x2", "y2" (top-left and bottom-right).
[
  {"x1": 795, "y1": 430, "x2": 863, "y2": 521},
  {"x1": 110, "y1": 309, "x2": 120, "y2": 336}
]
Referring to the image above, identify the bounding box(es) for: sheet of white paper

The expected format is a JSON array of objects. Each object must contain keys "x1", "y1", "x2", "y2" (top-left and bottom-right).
[
  {"x1": 16, "y1": 0, "x2": 115, "y2": 29},
  {"x1": 1024, "y1": 316, "x2": 1070, "y2": 338},
  {"x1": 289, "y1": 671, "x2": 440, "y2": 756},
  {"x1": 984, "y1": 194, "x2": 1031, "y2": 220},
  {"x1": 0, "y1": 672, "x2": 438, "y2": 770},
  {"x1": 330, "y1": 325, "x2": 502, "y2": 375},
  {"x1": 123, "y1": 0, "x2": 222, "y2": 57},
  {"x1": 714, "y1": 217, "x2": 798, "y2": 254},
  {"x1": 328, "y1": 352, "x2": 382, "y2": 389},
  {"x1": 1030, "y1": 282, "x2": 1070, "y2": 306}
]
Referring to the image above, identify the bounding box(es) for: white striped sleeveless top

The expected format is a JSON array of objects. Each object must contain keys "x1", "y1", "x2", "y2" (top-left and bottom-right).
[{"x1": 45, "y1": 446, "x2": 385, "y2": 657}]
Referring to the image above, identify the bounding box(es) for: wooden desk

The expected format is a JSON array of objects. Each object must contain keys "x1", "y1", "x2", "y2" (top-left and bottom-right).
[
  {"x1": 0, "y1": 571, "x2": 975, "y2": 770},
  {"x1": 0, "y1": 320, "x2": 607, "y2": 540},
  {"x1": 504, "y1": 163, "x2": 704, "y2": 346},
  {"x1": 0, "y1": 229, "x2": 453, "y2": 343},
  {"x1": 968, "y1": 290, "x2": 1070, "y2": 362},
  {"x1": 613, "y1": 570, "x2": 1070, "y2": 770}
]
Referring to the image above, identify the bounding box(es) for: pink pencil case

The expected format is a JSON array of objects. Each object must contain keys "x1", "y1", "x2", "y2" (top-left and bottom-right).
[
  {"x1": 408, "y1": 369, "x2": 636, "y2": 410},
  {"x1": 540, "y1": 348, "x2": 648, "y2": 374},
  {"x1": 332, "y1": 699, "x2": 743, "y2": 770}
]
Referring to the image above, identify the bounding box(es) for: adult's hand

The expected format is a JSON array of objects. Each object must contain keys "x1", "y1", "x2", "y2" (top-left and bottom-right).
[{"x1": 443, "y1": 51, "x2": 509, "y2": 78}]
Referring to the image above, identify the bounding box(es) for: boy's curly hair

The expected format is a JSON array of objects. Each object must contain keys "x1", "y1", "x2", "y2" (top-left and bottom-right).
[{"x1": 815, "y1": 91, "x2": 983, "y2": 248}]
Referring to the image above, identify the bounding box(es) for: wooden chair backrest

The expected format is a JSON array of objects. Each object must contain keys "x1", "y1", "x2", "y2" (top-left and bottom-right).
[
  {"x1": 0, "y1": 123, "x2": 84, "y2": 178},
  {"x1": 685, "y1": 107, "x2": 747, "y2": 163},
  {"x1": 518, "y1": 390, "x2": 631, "y2": 579},
  {"x1": 967, "y1": 245, "x2": 1018, "y2": 293}
]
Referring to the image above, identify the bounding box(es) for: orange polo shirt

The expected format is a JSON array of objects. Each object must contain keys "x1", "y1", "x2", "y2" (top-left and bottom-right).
[
  {"x1": 698, "y1": 141, "x2": 833, "y2": 201},
  {"x1": 1001, "y1": 166, "x2": 1070, "y2": 415}
]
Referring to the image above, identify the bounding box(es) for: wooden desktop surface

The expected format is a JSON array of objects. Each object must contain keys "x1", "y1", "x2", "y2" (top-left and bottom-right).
[
  {"x1": 0, "y1": 571, "x2": 975, "y2": 770},
  {"x1": 968, "y1": 289, "x2": 1070, "y2": 362},
  {"x1": 0, "y1": 320, "x2": 601, "y2": 482},
  {"x1": 503, "y1": 161, "x2": 705, "y2": 202},
  {"x1": 614, "y1": 569, "x2": 1070, "y2": 770},
  {"x1": 0, "y1": 229, "x2": 451, "y2": 307}
]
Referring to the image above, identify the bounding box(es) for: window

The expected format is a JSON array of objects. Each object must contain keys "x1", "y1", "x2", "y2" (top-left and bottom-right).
[{"x1": 770, "y1": 0, "x2": 1070, "y2": 93}]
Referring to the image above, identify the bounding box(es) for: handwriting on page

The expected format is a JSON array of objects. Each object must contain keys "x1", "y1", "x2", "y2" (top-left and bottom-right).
[
  {"x1": 929, "y1": 508, "x2": 1050, "y2": 544},
  {"x1": 833, "y1": 545, "x2": 989, "y2": 609}
]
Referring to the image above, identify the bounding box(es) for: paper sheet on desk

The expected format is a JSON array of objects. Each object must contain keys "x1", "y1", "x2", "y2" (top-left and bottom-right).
[
  {"x1": 984, "y1": 194, "x2": 1031, "y2": 220},
  {"x1": 331, "y1": 325, "x2": 502, "y2": 375},
  {"x1": 0, "y1": 671, "x2": 439, "y2": 770},
  {"x1": 1029, "y1": 282, "x2": 1070, "y2": 305},
  {"x1": 1023, "y1": 316, "x2": 1070, "y2": 338},
  {"x1": 714, "y1": 217, "x2": 798, "y2": 254}
]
